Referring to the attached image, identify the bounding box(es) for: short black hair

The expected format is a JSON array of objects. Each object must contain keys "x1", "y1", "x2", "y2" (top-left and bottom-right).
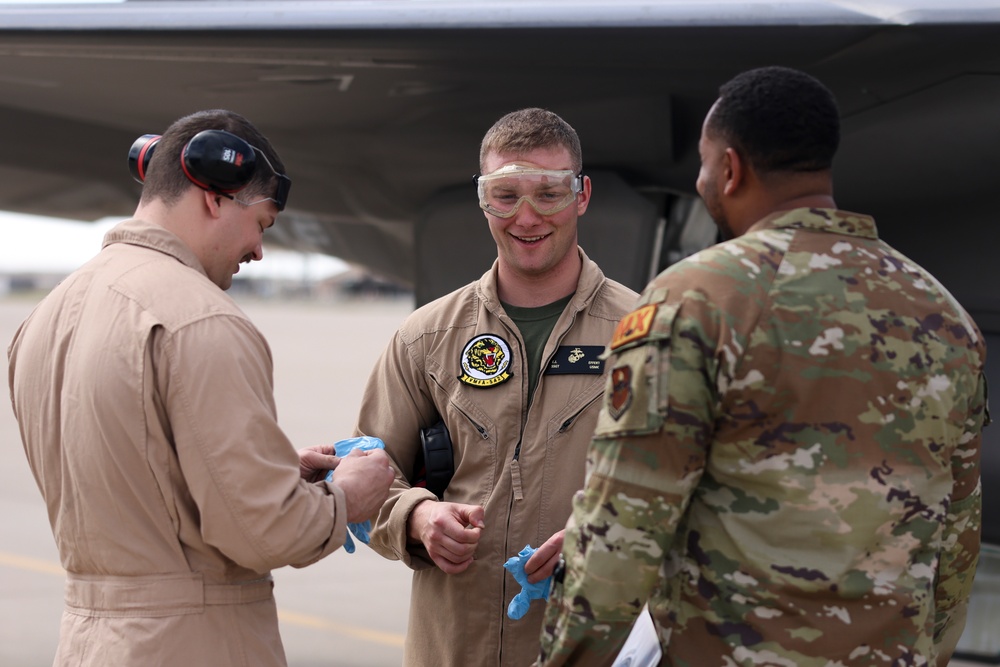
[{"x1": 707, "y1": 66, "x2": 840, "y2": 174}]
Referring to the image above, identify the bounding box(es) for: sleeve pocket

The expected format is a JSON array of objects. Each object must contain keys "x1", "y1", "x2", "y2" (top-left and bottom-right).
[{"x1": 593, "y1": 341, "x2": 667, "y2": 439}]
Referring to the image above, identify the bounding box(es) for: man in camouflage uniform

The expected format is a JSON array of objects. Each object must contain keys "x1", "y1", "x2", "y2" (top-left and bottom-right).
[{"x1": 538, "y1": 66, "x2": 990, "y2": 666}]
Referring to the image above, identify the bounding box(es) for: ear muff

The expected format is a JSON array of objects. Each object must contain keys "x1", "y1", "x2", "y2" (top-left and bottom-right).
[
  {"x1": 127, "y1": 129, "x2": 258, "y2": 195},
  {"x1": 128, "y1": 134, "x2": 162, "y2": 184},
  {"x1": 181, "y1": 130, "x2": 258, "y2": 194},
  {"x1": 127, "y1": 129, "x2": 291, "y2": 209}
]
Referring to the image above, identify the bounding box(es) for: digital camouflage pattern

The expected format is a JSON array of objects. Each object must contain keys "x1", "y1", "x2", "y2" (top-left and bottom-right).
[{"x1": 538, "y1": 208, "x2": 990, "y2": 667}]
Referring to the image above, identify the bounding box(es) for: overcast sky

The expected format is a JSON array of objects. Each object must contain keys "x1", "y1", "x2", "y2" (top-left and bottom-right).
[{"x1": 0, "y1": 211, "x2": 348, "y2": 281}]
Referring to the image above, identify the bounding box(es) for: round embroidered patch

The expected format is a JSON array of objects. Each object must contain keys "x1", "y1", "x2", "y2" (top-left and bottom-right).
[{"x1": 458, "y1": 334, "x2": 513, "y2": 388}]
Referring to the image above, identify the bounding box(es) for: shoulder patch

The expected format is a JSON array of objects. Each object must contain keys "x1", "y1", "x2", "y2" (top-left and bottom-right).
[
  {"x1": 608, "y1": 365, "x2": 633, "y2": 420},
  {"x1": 610, "y1": 304, "x2": 657, "y2": 350}
]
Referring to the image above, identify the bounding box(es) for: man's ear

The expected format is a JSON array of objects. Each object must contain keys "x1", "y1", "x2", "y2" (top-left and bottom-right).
[
  {"x1": 203, "y1": 189, "x2": 225, "y2": 218},
  {"x1": 575, "y1": 174, "x2": 593, "y2": 216},
  {"x1": 723, "y1": 147, "x2": 745, "y2": 196}
]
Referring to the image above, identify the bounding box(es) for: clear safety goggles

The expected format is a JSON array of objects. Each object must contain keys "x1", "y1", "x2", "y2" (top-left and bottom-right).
[{"x1": 476, "y1": 165, "x2": 583, "y2": 218}]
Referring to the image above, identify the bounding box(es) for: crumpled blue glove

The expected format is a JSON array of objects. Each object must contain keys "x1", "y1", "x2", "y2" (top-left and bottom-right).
[
  {"x1": 324, "y1": 436, "x2": 386, "y2": 554},
  {"x1": 503, "y1": 544, "x2": 552, "y2": 620}
]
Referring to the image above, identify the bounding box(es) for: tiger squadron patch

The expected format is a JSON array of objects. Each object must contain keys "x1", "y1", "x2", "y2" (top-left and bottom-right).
[{"x1": 458, "y1": 334, "x2": 513, "y2": 388}]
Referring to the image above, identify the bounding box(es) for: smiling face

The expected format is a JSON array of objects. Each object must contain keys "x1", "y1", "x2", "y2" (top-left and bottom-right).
[
  {"x1": 481, "y1": 145, "x2": 590, "y2": 287},
  {"x1": 204, "y1": 195, "x2": 277, "y2": 290}
]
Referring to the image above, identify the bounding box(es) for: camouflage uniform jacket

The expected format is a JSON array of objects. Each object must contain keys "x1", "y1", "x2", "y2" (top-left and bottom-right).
[
  {"x1": 358, "y1": 247, "x2": 637, "y2": 667},
  {"x1": 539, "y1": 208, "x2": 990, "y2": 666}
]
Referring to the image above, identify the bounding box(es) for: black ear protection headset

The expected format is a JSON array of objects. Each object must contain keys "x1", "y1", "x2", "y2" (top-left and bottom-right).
[{"x1": 128, "y1": 129, "x2": 291, "y2": 211}]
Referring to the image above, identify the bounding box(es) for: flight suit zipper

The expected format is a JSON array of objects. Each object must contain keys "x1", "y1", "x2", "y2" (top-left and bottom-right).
[{"x1": 455, "y1": 405, "x2": 489, "y2": 440}]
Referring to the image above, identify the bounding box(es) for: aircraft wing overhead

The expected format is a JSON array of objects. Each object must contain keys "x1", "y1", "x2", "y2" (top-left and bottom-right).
[
  {"x1": 1, "y1": 0, "x2": 999, "y2": 29},
  {"x1": 0, "y1": 0, "x2": 997, "y2": 306}
]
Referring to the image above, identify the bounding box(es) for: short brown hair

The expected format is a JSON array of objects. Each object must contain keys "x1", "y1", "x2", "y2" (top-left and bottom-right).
[
  {"x1": 139, "y1": 109, "x2": 286, "y2": 206},
  {"x1": 479, "y1": 108, "x2": 582, "y2": 173}
]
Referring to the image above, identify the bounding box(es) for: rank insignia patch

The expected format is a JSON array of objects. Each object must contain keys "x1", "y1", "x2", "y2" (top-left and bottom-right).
[
  {"x1": 610, "y1": 304, "x2": 657, "y2": 350},
  {"x1": 458, "y1": 334, "x2": 513, "y2": 388},
  {"x1": 609, "y1": 365, "x2": 633, "y2": 420}
]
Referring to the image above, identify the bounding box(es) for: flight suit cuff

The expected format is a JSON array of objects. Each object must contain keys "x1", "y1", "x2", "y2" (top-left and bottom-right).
[
  {"x1": 389, "y1": 487, "x2": 438, "y2": 569},
  {"x1": 321, "y1": 479, "x2": 350, "y2": 554}
]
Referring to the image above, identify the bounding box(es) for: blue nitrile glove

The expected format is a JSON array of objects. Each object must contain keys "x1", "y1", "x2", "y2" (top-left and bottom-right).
[
  {"x1": 503, "y1": 544, "x2": 552, "y2": 620},
  {"x1": 324, "y1": 436, "x2": 386, "y2": 554}
]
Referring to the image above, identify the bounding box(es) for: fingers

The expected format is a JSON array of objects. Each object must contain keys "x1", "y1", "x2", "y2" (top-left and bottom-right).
[
  {"x1": 527, "y1": 530, "x2": 563, "y2": 567},
  {"x1": 330, "y1": 450, "x2": 395, "y2": 523},
  {"x1": 427, "y1": 524, "x2": 479, "y2": 574},
  {"x1": 425, "y1": 508, "x2": 482, "y2": 551},
  {"x1": 366, "y1": 449, "x2": 396, "y2": 481},
  {"x1": 525, "y1": 550, "x2": 560, "y2": 583},
  {"x1": 433, "y1": 553, "x2": 475, "y2": 575},
  {"x1": 298, "y1": 447, "x2": 341, "y2": 482},
  {"x1": 410, "y1": 502, "x2": 485, "y2": 574},
  {"x1": 428, "y1": 542, "x2": 476, "y2": 574},
  {"x1": 315, "y1": 453, "x2": 340, "y2": 468},
  {"x1": 299, "y1": 443, "x2": 336, "y2": 456},
  {"x1": 436, "y1": 525, "x2": 481, "y2": 557},
  {"x1": 462, "y1": 504, "x2": 486, "y2": 529},
  {"x1": 364, "y1": 448, "x2": 395, "y2": 486},
  {"x1": 524, "y1": 529, "x2": 565, "y2": 583}
]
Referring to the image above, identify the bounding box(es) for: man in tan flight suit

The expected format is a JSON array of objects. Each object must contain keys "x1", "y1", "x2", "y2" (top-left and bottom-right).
[
  {"x1": 357, "y1": 107, "x2": 638, "y2": 666},
  {"x1": 7, "y1": 109, "x2": 394, "y2": 666}
]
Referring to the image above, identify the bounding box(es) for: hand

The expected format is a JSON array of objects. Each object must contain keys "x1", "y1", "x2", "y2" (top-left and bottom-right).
[
  {"x1": 327, "y1": 449, "x2": 395, "y2": 523},
  {"x1": 524, "y1": 529, "x2": 564, "y2": 583},
  {"x1": 298, "y1": 443, "x2": 339, "y2": 483},
  {"x1": 407, "y1": 500, "x2": 485, "y2": 574}
]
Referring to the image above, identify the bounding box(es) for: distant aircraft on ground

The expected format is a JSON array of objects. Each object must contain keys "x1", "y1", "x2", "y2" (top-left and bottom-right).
[{"x1": 0, "y1": 1, "x2": 996, "y2": 660}]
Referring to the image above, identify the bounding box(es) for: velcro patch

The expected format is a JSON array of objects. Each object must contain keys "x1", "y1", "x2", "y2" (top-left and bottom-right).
[
  {"x1": 608, "y1": 366, "x2": 633, "y2": 420},
  {"x1": 458, "y1": 334, "x2": 513, "y2": 388},
  {"x1": 610, "y1": 304, "x2": 657, "y2": 350},
  {"x1": 593, "y1": 344, "x2": 664, "y2": 437}
]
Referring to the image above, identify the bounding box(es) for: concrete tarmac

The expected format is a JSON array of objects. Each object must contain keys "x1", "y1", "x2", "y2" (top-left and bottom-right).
[{"x1": 1, "y1": 294, "x2": 414, "y2": 667}]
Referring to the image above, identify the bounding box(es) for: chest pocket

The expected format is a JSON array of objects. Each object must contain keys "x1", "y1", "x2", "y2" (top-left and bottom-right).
[{"x1": 592, "y1": 303, "x2": 678, "y2": 439}]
